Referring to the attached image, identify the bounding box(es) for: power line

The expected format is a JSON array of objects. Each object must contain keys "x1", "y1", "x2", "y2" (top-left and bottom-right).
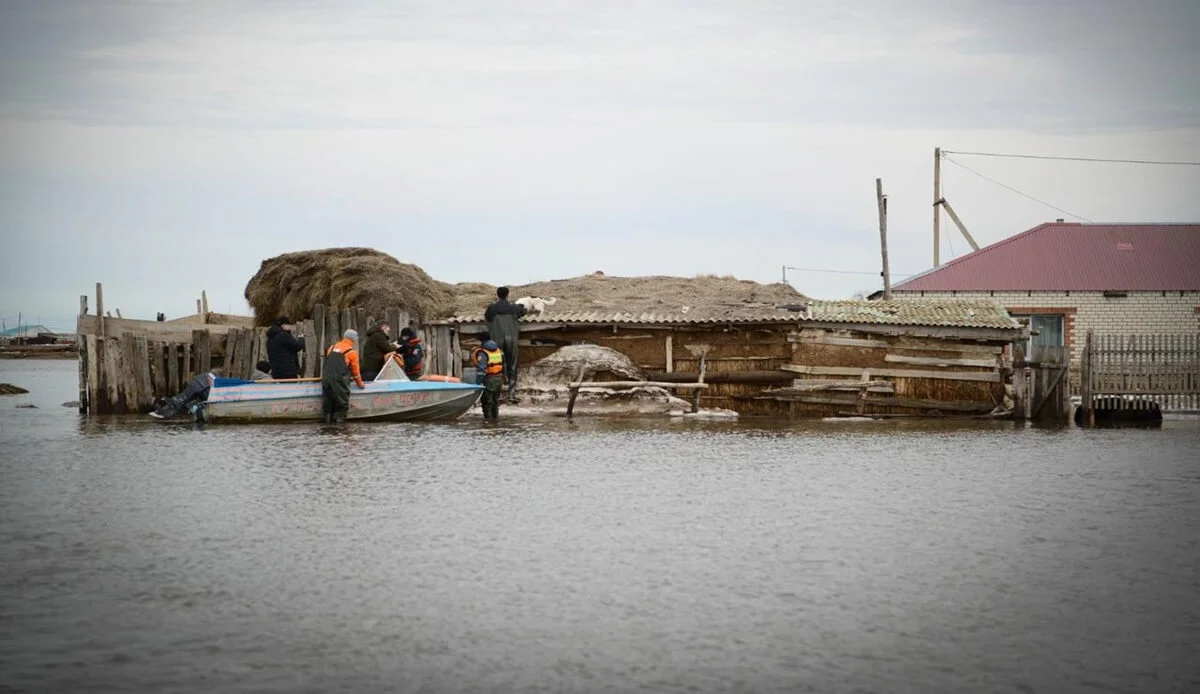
[
  {"x1": 942, "y1": 149, "x2": 1200, "y2": 167},
  {"x1": 942, "y1": 155, "x2": 1094, "y2": 222}
]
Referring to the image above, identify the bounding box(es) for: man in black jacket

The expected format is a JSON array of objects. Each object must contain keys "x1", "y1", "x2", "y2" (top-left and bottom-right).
[
  {"x1": 484, "y1": 287, "x2": 526, "y2": 402},
  {"x1": 360, "y1": 321, "x2": 396, "y2": 381},
  {"x1": 266, "y1": 316, "x2": 305, "y2": 380}
]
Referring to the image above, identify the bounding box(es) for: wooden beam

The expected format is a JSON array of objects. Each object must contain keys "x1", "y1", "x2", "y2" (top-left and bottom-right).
[
  {"x1": 96, "y1": 282, "x2": 105, "y2": 337},
  {"x1": 571, "y1": 381, "x2": 710, "y2": 390},
  {"x1": 884, "y1": 354, "x2": 998, "y2": 368},
  {"x1": 771, "y1": 392, "x2": 994, "y2": 413},
  {"x1": 647, "y1": 370, "x2": 793, "y2": 385},
  {"x1": 795, "y1": 334, "x2": 889, "y2": 348},
  {"x1": 782, "y1": 363, "x2": 1000, "y2": 382},
  {"x1": 665, "y1": 334, "x2": 673, "y2": 373}
]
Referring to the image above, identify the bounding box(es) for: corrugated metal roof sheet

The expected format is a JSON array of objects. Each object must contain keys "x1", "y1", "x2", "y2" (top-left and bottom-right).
[
  {"x1": 444, "y1": 298, "x2": 1019, "y2": 331},
  {"x1": 894, "y1": 222, "x2": 1200, "y2": 291},
  {"x1": 807, "y1": 299, "x2": 1018, "y2": 329}
]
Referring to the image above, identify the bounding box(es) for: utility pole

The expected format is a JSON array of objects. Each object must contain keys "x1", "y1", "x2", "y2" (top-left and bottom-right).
[
  {"x1": 876, "y1": 178, "x2": 891, "y2": 299},
  {"x1": 933, "y1": 146, "x2": 941, "y2": 267}
]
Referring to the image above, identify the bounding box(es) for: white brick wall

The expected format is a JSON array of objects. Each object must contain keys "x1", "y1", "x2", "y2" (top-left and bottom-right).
[{"x1": 894, "y1": 290, "x2": 1200, "y2": 392}]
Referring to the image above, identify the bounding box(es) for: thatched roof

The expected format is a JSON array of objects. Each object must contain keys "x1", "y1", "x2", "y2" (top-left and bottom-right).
[
  {"x1": 244, "y1": 248, "x2": 451, "y2": 326},
  {"x1": 446, "y1": 274, "x2": 808, "y2": 322}
]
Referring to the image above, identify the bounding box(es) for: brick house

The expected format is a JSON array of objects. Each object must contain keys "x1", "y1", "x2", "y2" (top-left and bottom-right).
[{"x1": 890, "y1": 222, "x2": 1200, "y2": 392}]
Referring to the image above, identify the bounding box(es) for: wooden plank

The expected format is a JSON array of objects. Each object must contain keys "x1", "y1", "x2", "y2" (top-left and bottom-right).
[
  {"x1": 147, "y1": 340, "x2": 162, "y2": 400},
  {"x1": 665, "y1": 334, "x2": 673, "y2": 373},
  {"x1": 326, "y1": 309, "x2": 341, "y2": 353},
  {"x1": 240, "y1": 329, "x2": 255, "y2": 379},
  {"x1": 772, "y1": 380, "x2": 894, "y2": 394},
  {"x1": 340, "y1": 308, "x2": 354, "y2": 341},
  {"x1": 572, "y1": 381, "x2": 710, "y2": 389},
  {"x1": 356, "y1": 307, "x2": 368, "y2": 337},
  {"x1": 311, "y1": 304, "x2": 326, "y2": 369},
  {"x1": 647, "y1": 370, "x2": 793, "y2": 385},
  {"x1": 167, "y1": 342, "x2": 180, "y2": 393},
  {"x1": 299, "y1": 319, "x2": 315, "y2": 378},
  {"x1": 797, "y1": 334, "x2": 889, "y2": 348},
  {"x1": 771, "y1": 392, "x2": 994, "y2": 413},
  {"x1": 782, "y1": 363, "x2": 1000, "y2": 382},
  {"x1": 884, "y1": 354, "x2": 997, "y2": 368},
  {"x1": 104, "y1": 336, "x2": 122, "y2": 412},
  {"x1": 254, "y1": 327, "x2": 268, "y2": 372},
  {"x1": 450, "y1": 328, "x2": 462, "y2": 378},
  {"x1": 193, "y1": 330, "x2": 212, "y2": 374},
  {"x1": 132, "y1": 334, "x2": 151, "y2": 412},
  {"x1": 127, "y1": 335, "x2": 145, "y2": 411},
  {"x1": 440, "y1": 325, "x2": 453, "y2": 376},
  {"x1": 86, "y1": 334, "x2": 101, "y2": 414}
]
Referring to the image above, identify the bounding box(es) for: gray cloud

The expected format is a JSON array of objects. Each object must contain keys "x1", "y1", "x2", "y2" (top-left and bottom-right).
[{"x1": 2, "y1": 0, "x2": 1197, "y2": 131}]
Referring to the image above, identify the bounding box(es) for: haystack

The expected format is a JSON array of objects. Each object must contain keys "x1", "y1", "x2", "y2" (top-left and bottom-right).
[
  {"x1": 448, "y1": 274, "x2": 808, "y2": 321},
  {"x1": 244, "y1": 248, "x2": 452, "y2": 326}
]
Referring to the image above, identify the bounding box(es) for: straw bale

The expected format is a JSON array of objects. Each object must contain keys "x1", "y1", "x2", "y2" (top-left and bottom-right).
[{"x1": 244, "y1": 248, "x2": 452, "y2": 326}]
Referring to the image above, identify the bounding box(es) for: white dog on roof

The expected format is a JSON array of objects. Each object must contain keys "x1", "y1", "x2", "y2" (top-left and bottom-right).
[{"x1": 513, "y1": 296, "x2": 557, "y2": 317}]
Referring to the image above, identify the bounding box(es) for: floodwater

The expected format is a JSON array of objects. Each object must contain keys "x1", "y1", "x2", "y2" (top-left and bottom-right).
[{"x1": 1, "y1": 360, "x2": 1198, "y2": 694}]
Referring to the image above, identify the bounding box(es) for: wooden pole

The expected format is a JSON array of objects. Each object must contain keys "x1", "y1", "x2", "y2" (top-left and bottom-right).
[
  {"x1": 933, "y1": 147, "x2": 941, "y2": 268},
  {"x1": 96, "y1": 282, "x2": 105, "y2": 337},
  {"x1": 665, "y1": 334, "x2": 673, "y2": 373},
  {"x1": 77, "y1": 295, "x2": 89, "y2": 413},
  {"x1": 876, "y1": 177, "x2": 891, "y2": 299},
  {"x1": 1082, "y1": 330, "x2": 1094, "y2": 427}
]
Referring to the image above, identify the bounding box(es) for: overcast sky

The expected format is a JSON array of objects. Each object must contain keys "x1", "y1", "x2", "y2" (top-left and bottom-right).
[{"x1": 2, "y1": 0, "x2": 1198, "y2": 330}]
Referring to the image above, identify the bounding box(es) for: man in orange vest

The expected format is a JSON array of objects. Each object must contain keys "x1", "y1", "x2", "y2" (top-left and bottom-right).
[
  {"x1": 322, "y1": 329, "x2": 366, "y2": 423},
  {"x1": 473, "y1": 332, "x2": 504, "y2": 421}
]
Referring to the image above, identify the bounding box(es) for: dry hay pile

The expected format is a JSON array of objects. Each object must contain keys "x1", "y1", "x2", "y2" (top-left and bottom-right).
[
  {"x1": 244, "y1": 248, "x2": 452, "y2": 326},
  {"x1": 448, "y1": 274, "x2": 807, "y2": 321}
]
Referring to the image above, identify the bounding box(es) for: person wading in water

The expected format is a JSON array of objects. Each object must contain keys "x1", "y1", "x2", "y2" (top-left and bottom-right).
[{"x1": 321, "y1": 329, "x2": 365, "y2": 423}]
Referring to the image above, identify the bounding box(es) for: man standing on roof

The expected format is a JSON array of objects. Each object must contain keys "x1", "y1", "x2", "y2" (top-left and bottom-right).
[
  {"x1": 266, "y1": 316, "x2": 305, "y2": 380},
  {"x1": 321, "y1": 329, "x2": 365, "y2": 424},
  {"x1": 484, "y1": 286, "x2": 526, "y2": 403}
]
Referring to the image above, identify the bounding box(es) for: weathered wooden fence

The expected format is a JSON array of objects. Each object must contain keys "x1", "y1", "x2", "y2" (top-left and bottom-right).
[
  {"x1": 77, "y1": 300, "x2": 439, "y2": 414},
  {"x1": 1012, "y1": 344, "x2": 1070, "y2": 422},
  {"x1": 1080, "y1": 332, "x2": 1200, "y2": 421}
]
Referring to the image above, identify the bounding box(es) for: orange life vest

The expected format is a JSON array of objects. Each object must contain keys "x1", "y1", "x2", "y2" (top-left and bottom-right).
[{"x1": 477, "y1": 347, "x2": 503, "y2": 376}]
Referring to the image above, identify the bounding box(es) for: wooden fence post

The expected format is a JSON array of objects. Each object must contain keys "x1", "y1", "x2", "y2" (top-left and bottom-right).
[
  {"x1": 96, "y1": 282, "x2": 105, "y2": 337},
  {"x1": 77, "y1": 295, "x2": 89, "y2": 413},
  {"x1": 1081, "y1": 330, "x2": 1093, "y2": 427}
]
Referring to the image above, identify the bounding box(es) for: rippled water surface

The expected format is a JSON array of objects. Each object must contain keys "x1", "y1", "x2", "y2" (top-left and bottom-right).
[{"x1": 2, "y1": 360, "x2": 1198, "y2": 693}]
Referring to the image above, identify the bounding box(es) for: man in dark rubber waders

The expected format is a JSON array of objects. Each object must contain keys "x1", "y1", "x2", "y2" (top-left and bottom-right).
[
  {"x1": 474, "y1": 332, "x2": 504, "y2": 421},
  {"x1": 484, "y1": 286, "x2": 525, "y2": 403},
  {"x1": 322, "y1": 329, "x2": 365, "y2": 423}
]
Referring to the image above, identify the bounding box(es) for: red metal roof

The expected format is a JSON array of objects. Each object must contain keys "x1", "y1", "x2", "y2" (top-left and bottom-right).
[{"x1": 894, "y1": 223, "x2": 1200, "y2": 291}]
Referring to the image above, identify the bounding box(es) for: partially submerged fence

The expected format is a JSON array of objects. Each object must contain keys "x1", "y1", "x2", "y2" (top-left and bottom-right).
[{"x1": 1080, "y1": 332, "x2": 1200, "y2": 420}]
